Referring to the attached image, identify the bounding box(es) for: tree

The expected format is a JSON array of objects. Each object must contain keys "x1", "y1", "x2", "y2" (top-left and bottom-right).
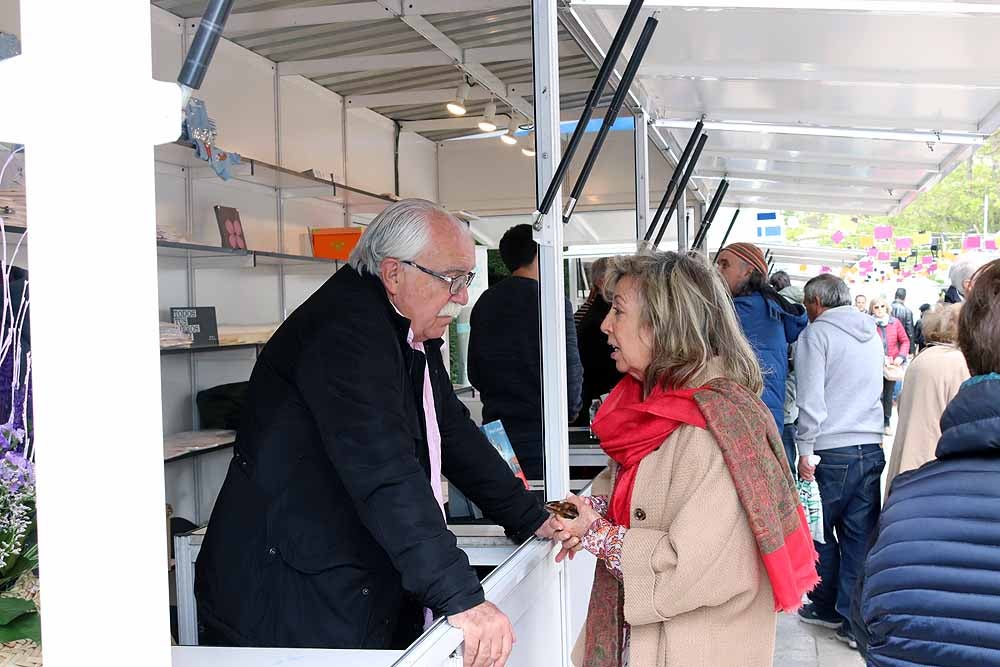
[{"x1": 785, "y1": 134, "x2": 1000, "y2": 250}]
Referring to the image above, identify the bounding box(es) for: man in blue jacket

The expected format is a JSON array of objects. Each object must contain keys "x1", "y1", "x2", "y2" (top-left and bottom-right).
[
  {"x1": 716, "y1": 242, "x2": 808, "y2": 432},
  {"x1": 856, "y1": 258, "x2": 1000, "y2": 666}
]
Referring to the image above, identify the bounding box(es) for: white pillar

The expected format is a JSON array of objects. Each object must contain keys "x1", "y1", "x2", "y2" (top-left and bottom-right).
[
  {"x1": 676, "y1": 189, "x2": 689, "y2": 251},
  {"x1": 532, "y1": 2, "x2": 573, "y2": 665},
  {"x1": 633, "y1": 109, "x2": 650, "y2": 240},
  {"x1": 0, "y1": 3, "x2": 180, "y2": 666},
  {"x1": 532, "y1": 0, "x2": 569, "y2": 508}
]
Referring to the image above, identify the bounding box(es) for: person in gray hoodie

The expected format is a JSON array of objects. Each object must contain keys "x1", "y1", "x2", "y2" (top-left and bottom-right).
[{"x1": 793, "y1": 274, "x2": 886, "y2": 651}]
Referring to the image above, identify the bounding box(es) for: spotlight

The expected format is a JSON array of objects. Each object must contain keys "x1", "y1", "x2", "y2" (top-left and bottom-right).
[
  {"x1": 521, "y1": 130, "x2": 536, "y2": 157},
  {"x1": 478, "y1": 100, "x2": 497, "y2": 132},
  {"x1": 500, "y1": 114, "x2": 519, "y2": 145},
  {"x1": 446, "y1": 82, "x2": 470, "y2": 116}
]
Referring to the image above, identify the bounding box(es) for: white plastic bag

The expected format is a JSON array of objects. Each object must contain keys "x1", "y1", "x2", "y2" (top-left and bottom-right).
[{"x1": 796, "y1": 455, "x2": 825, "y2": 544}]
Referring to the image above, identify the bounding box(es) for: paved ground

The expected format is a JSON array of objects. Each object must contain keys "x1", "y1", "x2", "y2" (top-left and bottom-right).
[
  {"x1": 774, "y1": 410, "x2": 898, "y2": 666},
  {"x1": 775, "y1": 613, "x2": 864, "y2": 667}
]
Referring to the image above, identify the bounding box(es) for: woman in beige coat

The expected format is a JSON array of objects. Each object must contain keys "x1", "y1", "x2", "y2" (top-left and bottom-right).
[
  {"x1": 883, "y1": 303, "x2": 970, "y2": 498},
  {"x1": 551, "y1": 252, "x2": 819, "y2": 667}
]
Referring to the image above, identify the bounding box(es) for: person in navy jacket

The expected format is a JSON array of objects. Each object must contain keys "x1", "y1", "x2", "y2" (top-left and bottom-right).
[
  {"x1": 715, "y1": 242, "x2": 809, "y2": 432},
  {"x1": 856, "y1": 258, "x2": 1000, "y2": 666}
]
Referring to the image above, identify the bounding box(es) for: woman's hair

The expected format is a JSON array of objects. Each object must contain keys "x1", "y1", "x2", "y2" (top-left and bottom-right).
[
  {"x1": 958, "y1": 258, "x2": 1000, "y2": 376},
  {"x1": 603, "y1": 251, "x2": 763, "y2": 395},
  {"x1": 921, "y1": 303, "x2": 962, "y2": 345},
  {"x1": 769, "y1": 270, "x2": 792, "y2": 292},
  {"x1": 869, "y1": 296, "x2": 890, "y2": 316}
]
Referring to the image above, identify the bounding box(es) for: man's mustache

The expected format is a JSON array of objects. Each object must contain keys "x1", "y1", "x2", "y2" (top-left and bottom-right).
[{"x1": 438, "y1": 302, "x2": 463, "y2": 318}]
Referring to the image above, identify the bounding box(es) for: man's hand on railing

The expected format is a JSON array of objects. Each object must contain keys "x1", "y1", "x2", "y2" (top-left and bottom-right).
[{"x1": 447, "y1": 601, "x2": 515, "y2": 667}]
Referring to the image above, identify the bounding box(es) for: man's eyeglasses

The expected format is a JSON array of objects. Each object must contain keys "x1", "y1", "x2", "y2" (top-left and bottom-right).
[{"x1": 401, "y1": 260, "x2": 475, "y2": 295}]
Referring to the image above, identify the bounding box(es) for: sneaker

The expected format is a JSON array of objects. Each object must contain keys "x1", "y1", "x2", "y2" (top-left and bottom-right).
[
  {"x1": 797, "y1": 603, "x2": 842, "y2": 629},
  {"x1": 836, "y1": 624, "x2": 858, "y2": 650}
]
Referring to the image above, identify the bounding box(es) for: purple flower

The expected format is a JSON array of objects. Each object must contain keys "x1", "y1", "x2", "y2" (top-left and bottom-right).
[{"x1": 1, "y1": 450, "x2": 33, "y2": 494}]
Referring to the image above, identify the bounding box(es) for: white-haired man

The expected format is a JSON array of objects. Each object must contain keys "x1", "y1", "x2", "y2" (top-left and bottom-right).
[
  {"x1": 946, "y1": 250, "x2": 996, "y2": 303},
  {"x1": 196, "y1": 199, "x2": 559, "y2": 667}
]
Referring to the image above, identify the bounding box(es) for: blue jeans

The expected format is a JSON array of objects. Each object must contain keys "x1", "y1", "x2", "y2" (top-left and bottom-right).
[
  {"x1": 781, "y1": 423, "x2": 798, "y2": 478},
  {"x1": 807, "y1": 444, "x2": 885, "y2": 623}
]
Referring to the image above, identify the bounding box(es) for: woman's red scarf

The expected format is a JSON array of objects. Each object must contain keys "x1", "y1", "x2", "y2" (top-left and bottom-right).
[
  {"x1": 591, "y1": 376, "x2": 706, "y2": 527},
  {"x1": 591, "y1": 374, "x2": 819, "y2": 612}
]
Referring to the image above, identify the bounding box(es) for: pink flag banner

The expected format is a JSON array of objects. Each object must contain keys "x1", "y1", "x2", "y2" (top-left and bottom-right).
[
  {"x1": 922, "y1": 256, "x2": 934, "y2": 265},
  {"x1": 868, "y1": 247, "x2": 879, "y2": 257},
  {"x1": 928, "y1": 263, "x2": 938, "y2": 272},
  {"x1": 877, "y1": 251, "x2": 891, "y2": 261},
  {"x1": 859, "y1": 260, "x2": 874, "y2": 271},
  {"x1": 964, "y1": 236, "x2": 982, "y2": 250},
  {"x1": 831, "y1": 231, "x2": 845, "y2": 244},
  {"x1": 895, "y1": 237, "x2": 912, "y2": 251},
  {"x1": 874, "y1": 225, "x2": 894, "y2": 241},
  {"x1": 988, "y1": 239, "x2": 998, "y2": 250}
]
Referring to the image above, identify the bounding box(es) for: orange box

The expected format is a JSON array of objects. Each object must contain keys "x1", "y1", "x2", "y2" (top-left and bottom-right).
[{"x1": 310, "y1": 227, "x2": 363, "y2": 261}]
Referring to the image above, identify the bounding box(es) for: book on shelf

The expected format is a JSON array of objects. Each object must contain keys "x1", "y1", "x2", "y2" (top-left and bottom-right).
[{"x1": 171, "y1": 307, "x2": 219, "y2": 347}]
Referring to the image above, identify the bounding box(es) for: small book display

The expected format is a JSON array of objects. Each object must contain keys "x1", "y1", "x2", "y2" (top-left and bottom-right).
[{"x1": 214, "y1": 205, "x2": 247, "y2": 250}]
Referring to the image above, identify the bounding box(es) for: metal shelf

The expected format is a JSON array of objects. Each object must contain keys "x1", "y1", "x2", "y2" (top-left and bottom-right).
[
  {"x1": 160, "y1": 342, "x2": 262, "y2": 355},
  {"x1": 153, "y1": 141, "x2": 396, "y2": 208}
]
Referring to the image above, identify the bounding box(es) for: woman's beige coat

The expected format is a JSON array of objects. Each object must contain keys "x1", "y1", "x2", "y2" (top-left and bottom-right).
[
  {"x1": 884, "y1": 344, "x2": 970, "y2": 499},
  {"x1": 573, "y1": 368, "x2": 777, "y2": 667}
]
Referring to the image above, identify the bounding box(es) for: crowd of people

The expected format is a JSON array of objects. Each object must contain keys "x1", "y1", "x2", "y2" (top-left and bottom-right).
[{"x1": 191, "y1": 198, "x2": 1000, "y2": 667}]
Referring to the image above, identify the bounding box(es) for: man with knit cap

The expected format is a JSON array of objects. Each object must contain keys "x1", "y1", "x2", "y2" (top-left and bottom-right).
[
  {"x1": 794, "y1": 274, "x2": 885, "y2": 651},
  {"x1": 716, "y1": 242, "x2": 808, "y2": 433}
]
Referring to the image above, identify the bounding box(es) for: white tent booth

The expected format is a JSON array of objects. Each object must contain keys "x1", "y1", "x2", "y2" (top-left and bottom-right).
[{"x1": 4, "y1": 0, "x2": 1000, "y2": 666}]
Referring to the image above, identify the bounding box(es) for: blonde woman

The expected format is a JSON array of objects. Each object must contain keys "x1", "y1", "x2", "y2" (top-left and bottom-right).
[
  {"x1": 883, "y1": 303, "x2": 970, "y2": 497},
  {"x1": 869, "y1": 296, "x2": 910, "y2": 434},
  {"x1": 551, "y1": 252, "x2": 818, "y2": 667}
]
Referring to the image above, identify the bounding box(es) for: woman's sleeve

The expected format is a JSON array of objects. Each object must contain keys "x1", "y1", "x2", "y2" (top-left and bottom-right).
[
  {"x1": 619, "y1": 429, "x2": 766, "y2": 627},
  {"x1": 580, "y1": 517, "x2": 626, "y2": 581}
]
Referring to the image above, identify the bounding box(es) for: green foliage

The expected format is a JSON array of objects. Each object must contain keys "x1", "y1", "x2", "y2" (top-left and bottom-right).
[
  {"x1": 785, "y1": 135, "x2": 1000, "y2": 250},
  {"x1": 0, "y1": 607, "x2": 40, "y2": 644},
  {"x1": 0, "y1": 598, "x2": 33, "y2": 625},
  {"x1": 487, "y1": 249, "x2": 510, "y2": 286}
]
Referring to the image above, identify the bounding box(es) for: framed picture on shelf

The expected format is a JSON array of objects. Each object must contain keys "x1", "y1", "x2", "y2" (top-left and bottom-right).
[{"x1": 214, "y1": 205, "x2": 248, "y2": 250}]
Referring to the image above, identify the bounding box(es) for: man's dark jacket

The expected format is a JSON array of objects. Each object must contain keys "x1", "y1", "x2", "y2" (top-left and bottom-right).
[
  {"x1": 195, "y1": 265, "x2": 547, "y2": 649},
  {"x1": 856, "y1": 375, "x2": 1000, "y2": 665},
  {"x1": 890, "y1": 299, "x2": 916, "y2": 354},
  {"x1": 573, "y1": 296, "x2": 622, "y2": 426},
  {"x1": 466, "y1": 276, "x2": 583, "y2": 479}
]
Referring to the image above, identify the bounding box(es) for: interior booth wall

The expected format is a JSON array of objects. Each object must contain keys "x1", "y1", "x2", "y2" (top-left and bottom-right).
[
  {"x1": 439, "y1": 125, "x2": 683, "y2": 220},
  {"x1": 147, "y1": 4, "x2": 440, "y2": 525}
]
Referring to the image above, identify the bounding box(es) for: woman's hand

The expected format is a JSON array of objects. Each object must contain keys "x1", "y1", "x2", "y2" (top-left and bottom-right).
[{"x1": 550, "y1": 494, "x2": 601, "y2": 562}]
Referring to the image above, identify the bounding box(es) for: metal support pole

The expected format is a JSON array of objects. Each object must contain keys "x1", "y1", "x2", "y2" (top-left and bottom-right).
[
  {"x1": 715, "y1": 208, "x2": 742, "y2": 260},
  {"x1": 532, "y1": 0, "x2": 569, "y2": 505},
  {"x1": 563, "y1": 17, "x2": 658, "y2": 223},
  {"x1": 532, "y1": 2, "x2": 572, "y2": 665},
  {"x1": 634, "y1": 109, "x2": 650, "y2": 240},
  {"x1": 676, "y1": 189, "x2": 688, "y2": 251},
  {"x1": 0, "y1": 2, "x2": 181, "y2": 665}
]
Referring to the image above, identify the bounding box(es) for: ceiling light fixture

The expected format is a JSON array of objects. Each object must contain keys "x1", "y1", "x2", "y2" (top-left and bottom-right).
[
  {"x1": 500, "y1": 114, "x2": 519, "y2": 145},
  {"x1": 652, "y1": 119, "x2": 986, "y2": 145},
  {"x1": 521, "y1": 130, "x2": 536, "y2": 157},
  {"x1": 478, "y1": 99, "x2": 498, "y2": 132},
  {"x1": 446, "y1": 82, "x2": 470, "y2": 116}
]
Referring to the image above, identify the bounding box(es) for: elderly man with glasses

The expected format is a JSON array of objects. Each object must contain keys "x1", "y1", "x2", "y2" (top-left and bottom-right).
[{"x1": 196, "y1": 199, "x2": 557, "y2": 667}]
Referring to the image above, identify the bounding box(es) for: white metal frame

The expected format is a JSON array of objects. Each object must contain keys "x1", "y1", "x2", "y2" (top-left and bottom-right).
[
  {"x1": 633, "y1": 108, "x2": 651, "y2": 240},
  {"x1": 0, "y1": 3, "x2": 182, "y2": 666},
  {"x1": 532, "y1": 1, "x2": 574, "y2": 665}
]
